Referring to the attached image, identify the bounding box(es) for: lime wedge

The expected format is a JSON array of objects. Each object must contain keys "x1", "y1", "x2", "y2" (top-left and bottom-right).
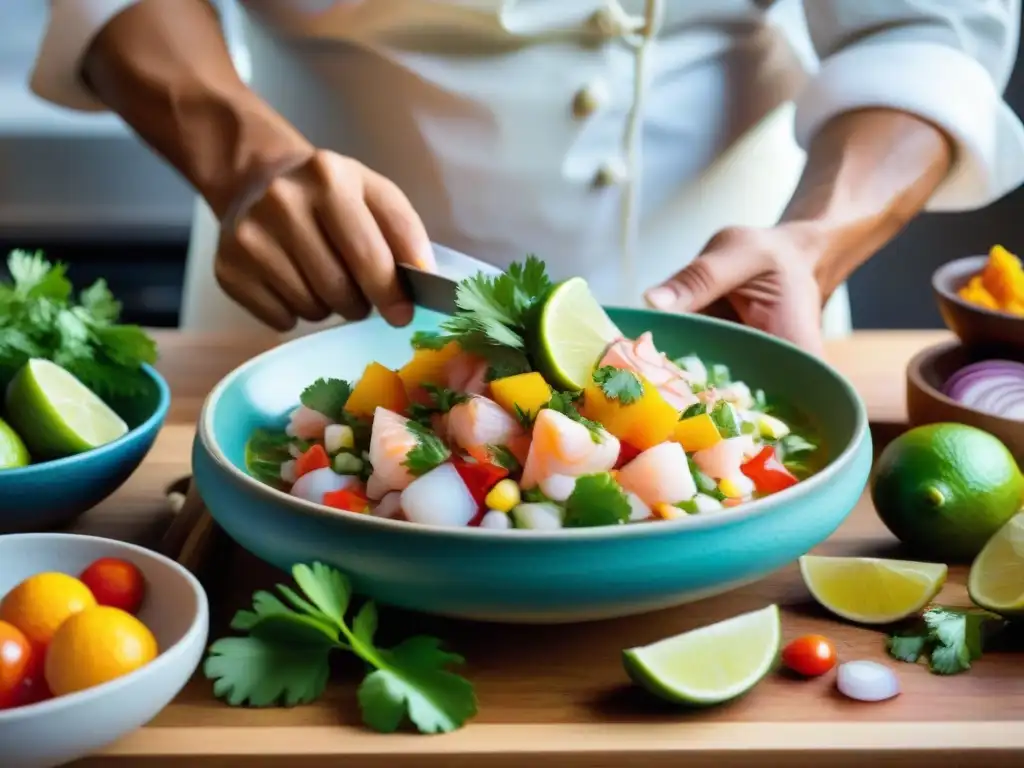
[
  {"x1": 622, "y1": 604, "x2": 780, "y2": 706},
  {"x1": 5, "y1": 358, "x2": 129, "y2": 459},
  {"x1": 536, "y1": 277, "x2": 622, "y2": 390},
  {"x1": 0, "y1": 416, "x2": 30, "y2": 469},
  {"x1": 968, "y1": 512, "x2": 1024, "y2": 617},
  {"x1": 799, "y1": 555, "x2": 947, "y2": 625}
]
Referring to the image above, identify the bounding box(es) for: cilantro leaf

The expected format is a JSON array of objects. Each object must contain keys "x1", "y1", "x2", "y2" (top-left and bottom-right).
[
  {"x1": 300, "y1": 378, "x2": 353, "y2": 420},
  {"x1": 592, "y1": 366, "x2": 643, "y2": 405},
  {"x1": 353, "y1": 601, "x2": 378, "y2": 645},
  {"x1": 680, "y1": 402, "x2": 707, "y2": 420},
  {"x1": 886, "y1": 606, "x2": 1004, "y2": 676},
  {"x1": 407, "y1": 384, "x2": 468, "y2": 425},
  {"x1": 543, "y1": 391, "x2": 604, "y2": 442},
  {"x1": 885, "y1": 634, "x2": 928, "y2": 663},
  {"x1": 403, "y1": 420, "x2": 451, "y2": 476},
  {"x1": 358, "y1": 636, "x2": 477, "y2": 734},
  {"x1": 564, "y1": 472, "x2": 631, "y2": 528},
  {"x1": 205, "y1": 636, "x2": 332, "y2": 707},
  {"x1": 244, "y1": 428, "x2": 297, "y2": 488},
  {"x1": 709, "y1": 400, "x2": 741, "y2": 438},
  {"x1": 487, "y1": 444, "x2": 521, "y2": 473},
  {"x1": 292, "y1": 562, "x2": 351, "y2": 626},
  {"x1": 410, "y1": 330, "x2": 453, "y2": 350}
]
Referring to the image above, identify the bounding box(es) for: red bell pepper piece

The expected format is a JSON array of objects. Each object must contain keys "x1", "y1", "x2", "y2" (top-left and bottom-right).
[
  {"x1": 740, "y1": 446, "x2": 798, "y2": 494},
  {"x1": 322, "y1": 488, "x2": 370, "y2": 513},
  {"x1": 614, "y1": 441, "x2": 642, "y2": 469},
  {"x1": 294, "y1": 444, "x2": 330, "y2": 479},
  {"x1": 451, "y1": 456, "x2": 509, "y2": 508}
]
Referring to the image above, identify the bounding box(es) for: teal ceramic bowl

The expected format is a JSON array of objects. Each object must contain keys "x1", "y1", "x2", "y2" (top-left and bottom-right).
[
  {"x1": 0, "y1": 365, "x2": 170, "y2": 533},
  {"x1": 194, "y1": 310, "x2": 872, "y2": 623}
]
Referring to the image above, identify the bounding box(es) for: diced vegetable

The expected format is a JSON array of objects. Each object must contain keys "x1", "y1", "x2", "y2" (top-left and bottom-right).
[
  {"x1": 511, "y1": 502, "x2": 565, "y2": 530},
  {"x1": 291, "y1": 467, "x2": 359, "y2": 504},
  {"x1": 710, "y1": 400, "x2": 742, "y2": 438},
  {"x1": 740, "y1": 446, "x2": 798, "y2": 494},
  {"x1": 688, "y1": 458, "x2": 726, "y2": 501},
  {"x1": 484, "y1": 478, "x2": 521, "y2": 513},
  {"x1": 755, "y1": 413, "x2": 790, "y2": 440},
  {"x1": 617, "y1": 442, "x2": 697, "y2": 507},
  {"x1": 294, "y1": 444, "x2": 331, "y2": 479},
  {"x1": 489, "y1": 372, "x2": 553, "y2": 420},
  {"x1": 539, "y1": 473, "x2": 576, "y2": 502},
  {"x1": 692, "y1": 434, "x2": 756, "y2": 480},
  {"x1": 614, "y1": 441, "x2": 642, "y2": 469},
  {"x1": 322, "y1": 488, "x2": 369, "y2": 513},
  {"x1": 401, "y1": 463, "x2": 478, "y2": 527},
  {"x1": 452, "y1": 457, "x2": 509, "y2": 508},
  {"x1": 652, "y1": 502, "x2": 687, "y2": 520},
  {"x1": 332, "y1": 452, "x2": 364, "y2": 475},
  {"x1": 718, "y1": 475, "x2": 754, "y2": 499},
  {"x1": 480, "y1": 510, "x2": 512, "y2": 530},
  {"x1": 625, "y1": 491, "x2": 653, "y2": 521},
  {"x1": 398, "y1": 341, "x2": 461, "y2": 393},
  {"x1": 580, "y1": 375, "x2": 679, "y2": 450},
  {"x1": 345, "y1": 362, "x2": 410, "y2": 419},
  {"x1": 672, "y1": 412, "x2": 722, "y2": 452},
  {"x1": 324, "y1": 424, "x2": 355, "y2": 453},
  {"x1": 675, "y1": 493, "x2": 724, "y2": 514},
  {"x1": 675, "y1": 355, "x2": 708, "y2": 387},
  {"x1": 280, "y1": 459, "x2": 297, "y2": 485},
  {"x1": 708, "y1": 363, "x2": 731, "y2": 388}
]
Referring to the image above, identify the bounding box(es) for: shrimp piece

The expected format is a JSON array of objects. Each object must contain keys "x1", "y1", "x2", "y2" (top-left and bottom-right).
[
  {"x1": 365, "y1": 407, "x2": 418, "y2": 499},
  {"x1": 519, "y1": 409, "x2": 619, "y2": 489},
  {"x1": 692, "y1": 435, "x2": 758, "y2": 480},
  {"x1": 659, "y1": 377, "x2": 699, "y2": 411},
  {"x1": 616, "y1": 442, "x2": 696, "y2": 507},
  {"x1": 445, "y1": 352, "x2": 490, "y2": 395},
  {"x1": 446, "y1": 395, "x2": 527, "y2": 461},
  {"x1": 286, "y1": 405, "x2": 334, "y2": 440}
]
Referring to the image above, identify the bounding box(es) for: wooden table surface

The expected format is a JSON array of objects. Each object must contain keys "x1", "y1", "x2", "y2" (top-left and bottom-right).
[{"x1": 72, "y1": 329, "x2": 1024, "y2": 767}]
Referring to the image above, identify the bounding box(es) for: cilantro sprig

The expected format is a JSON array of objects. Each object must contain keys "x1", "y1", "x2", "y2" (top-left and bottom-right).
[
  {"x1": 300, "y1": 377, "x2": 370, "y2": 447},
  {"x1": 205, "y1": 562, "x2": 477, "y2": 733},
  {"x1": 592, "y1": 366, "x2": 643, "y2": 405},
  {"x1": 886, "y1": 606, "x2": 1006, "y2": 675},
  {"x1": 403, "y1": 420, "x2": 451, "y2": 476},
  {"x1": 407, "y1": 384, "x2": 468, "y2": 426},
  {"x1": 564, "y1": 472, "x2": 631, "y2": 528},
  {"x1": 0, "y1": 250, "x2": 157, "y2": 398}
]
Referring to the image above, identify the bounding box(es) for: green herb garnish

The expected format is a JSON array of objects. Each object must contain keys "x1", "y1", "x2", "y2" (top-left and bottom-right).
[
  {"x1": 707, "y1": 363, "x2": 731, "y2": 389},
  {"x1": 564, "y1": 472, "x2": 631, "y2": 527},
  {"x1": 410, "y1": 330, "x2": 451, "y2": 350},
  {"x1": 204, "y1": 562, "x2": 477, "y2": 733},
  {"x1": 487, "y1": 444, "x2": 522, "y2": 473},
  {"x1": 886, "y1": 606, "x2": 1005, "y2": 675},
  {"x1": 709, "y1": 400, "x2": 741, "y2": 438},
  {"x1": 407, "y1": 384, "x2": 468, "y2": 426},
  {"x1": 403, "y1": 420, "x2": 451, "y2": 476},
  {"x1": 300, "y1": 377, "x2": 353, "y2": 420},
  {"x1": 0, "y1": 250, "x2": 157, "y2": 398},
  {"x1": 592, "y1": 365, "x2": 643, "y2": 405},
  {"x1": 544, "y1": 391, "x2": 603, "y2": 442},
  {"x1": 244, "y1": 428, "x2": 296, "y2": 488},
  {"x1": 680, "y1": 402, "x2": 707, "y2": 420}
]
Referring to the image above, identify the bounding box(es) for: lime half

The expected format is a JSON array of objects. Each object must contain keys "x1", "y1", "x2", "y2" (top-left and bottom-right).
[
  {"x1": 536, "y1": 277, "x2": 621, "y2": 390},
  {"x1": 0, "y1": 416, "x2": 30, "y2": 469},
  {"x1": 968, "y1": 512, "x2": 1024, "y2": 618},
  {"x1": 799, "y1": 555, "x2": 947, "y2": 625},
  {"x1": 5, "y1": 359, "x2": 128, "y2": 459},
  {"x1": 622, "y1": 604, "x2": 780, "y2": 706}
]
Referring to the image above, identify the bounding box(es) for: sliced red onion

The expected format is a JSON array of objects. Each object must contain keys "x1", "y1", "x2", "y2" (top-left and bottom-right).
[{"x1": 943, "y1": 361, "x2": 1024, "y2": 422}]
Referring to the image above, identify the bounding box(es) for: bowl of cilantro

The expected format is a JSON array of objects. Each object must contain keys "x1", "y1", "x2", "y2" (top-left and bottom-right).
[
  {"x1": 0, "y1": 251, "x2": 168, "y2": 533},
  {"x1": 193, "y1": 257, "x2": 870, "y2": 623}
]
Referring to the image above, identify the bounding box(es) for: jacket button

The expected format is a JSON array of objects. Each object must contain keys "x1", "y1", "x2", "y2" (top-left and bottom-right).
[
  {"x1": 594, "y1": 157, "x2": 629, "y2": 187},
  {"x1": 572, "y1": 80, "x2": 609, "y2": 119}
]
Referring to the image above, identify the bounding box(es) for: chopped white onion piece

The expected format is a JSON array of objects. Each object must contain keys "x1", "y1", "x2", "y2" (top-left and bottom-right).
[
  {"x1": 625, "y1": 492, "x2": 652, "y2": 521},
  {"x1": 511, "y1": 502, "x2": 565, "y2": 530},
  {"x1": 280, "y1": 459, "x2": 297, "y2": 485},
  {"x1": 540, "y1": 474, "x2": 576, "y2": 502},
  {"x1": 324, "y1": 423, "x2": 355, "y2": 453},
  {"x1": 480, "y1": 510, "x2": 512, "y2": 530},
  {"x1": 290, "y1": 467, "x2": 358, "y2": 504},
  {"x1": 836, "y1": 661, "x2": 900, "y2": 702},
  {"x1": 401, "y1": 463, "x2": 478, "y2": 528}
]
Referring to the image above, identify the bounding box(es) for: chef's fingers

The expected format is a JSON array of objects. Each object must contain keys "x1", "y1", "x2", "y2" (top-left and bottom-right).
[
  {"x1": 363, "y1": 170, "x2": 436, "y2": 272},
  {"x1": 214, "y1": 250, "x2": 296, "y2": 332},
  {"x1": 643, "y1": 228, "x2": 763, "y2": 313},
  {"x1": 232, "y1": 217, "x2": 331, "y2": 323},
  {"x1": 314, "y1": 156, "x2": 413, "y2": 327},
  {"x1": 248, "y1": 176, "x2": 369, "y2": 321}
]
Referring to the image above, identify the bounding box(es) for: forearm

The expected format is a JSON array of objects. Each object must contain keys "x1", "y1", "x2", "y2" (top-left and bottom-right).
[
  {"x1": 82, "y1": 0, "x2": 312, "y2": 217},
  {"x1": 781, "y1": 108, "x2": 954, "y2": 299}
]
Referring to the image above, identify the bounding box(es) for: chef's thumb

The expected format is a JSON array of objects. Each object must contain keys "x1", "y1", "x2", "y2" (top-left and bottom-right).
[{"x1": 644, "y1": 245, "x2": 757, "y2": 313}]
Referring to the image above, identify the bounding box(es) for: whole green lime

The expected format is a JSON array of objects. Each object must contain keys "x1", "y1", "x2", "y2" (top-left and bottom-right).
[{"x1": 871, "y1": 423, "x2": 1024, "y2": 561}]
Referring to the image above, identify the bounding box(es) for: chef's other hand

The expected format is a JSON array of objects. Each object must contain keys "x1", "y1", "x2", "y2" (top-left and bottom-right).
[
  {"x1": 214, "y1": 151, "x2": 434, "y2": 332},
  {"x1": 643, "y1": 226, "x2": 826, "y2": 357}
]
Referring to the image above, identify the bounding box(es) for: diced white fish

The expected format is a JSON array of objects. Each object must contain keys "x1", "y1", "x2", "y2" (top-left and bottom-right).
[
  {"x1": 718, "y1": 381, "x2": 754, "y2": 410},
  {"x1": 400, "y1": 462, "x2": 478, "y2": 527},
  {"x1": 372, "y1": 491, "x2": 404, "y2": 520},
  {"x1": 511, "y1": 502, "x2": 565, "y2": 530},
  {"x1": 365, "y1": 407, "x2": 418, "y2": 500},
  {"x1": 480, "y1": 510, "x2": 513, "y2": 530},
  {"x1": 290, "y1": 467, "x2": 361, "y2": 504},
  {"x1": 616, "y1": 442, "x2": 697, "y2": 507},
  {"x1": 444, "y1": 352, "x2": 490, "y2": 396},
  {"x1": 692, "y1": 493, "x2": 724, "y2": 513},
  {"x1": 519, "y1": 409, "x2": 619, "y2": 489},
  {"x1": 285, "y1": 405, "x2": 335, "y2": 440},
  {"x1": 692, "y1": 435, "x2": 758, "y2": 480}
]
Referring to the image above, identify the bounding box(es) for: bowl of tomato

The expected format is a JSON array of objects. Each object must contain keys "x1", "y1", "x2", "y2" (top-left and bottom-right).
[{"x1": 0, "y1": 533, "x2": 208, "y2": 768}]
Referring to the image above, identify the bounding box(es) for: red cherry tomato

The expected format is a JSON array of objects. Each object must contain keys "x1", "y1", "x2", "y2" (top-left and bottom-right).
[
  {"x1": 782, "y1": 634, "x2": 837, "y2": 677},
  {"x1": 740, "y1": 446, "x2": 798, "y2": 495},
  {"x1": 0, "y1": 620, "x2": 34, "y2": 709},
  {"x1": 79, "y1": 557, "x2": 147, "y2": 615}
]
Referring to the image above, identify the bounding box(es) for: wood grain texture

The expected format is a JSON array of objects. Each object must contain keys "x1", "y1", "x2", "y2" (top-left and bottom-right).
[{"x1": 68, "y1": 329, "x2": 1022, "y2": 768}]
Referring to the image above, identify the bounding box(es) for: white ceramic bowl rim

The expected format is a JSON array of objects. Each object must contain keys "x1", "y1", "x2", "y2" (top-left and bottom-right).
[
  {"x1": 199, "y1": 312, "x2": 871, "y2": 541},
  {"x1": 933, "y1": 254, "x2": 1024, "y2": 322},
  {"x1": 0, "y1": 533, "x2": 209, "y2": 724}
]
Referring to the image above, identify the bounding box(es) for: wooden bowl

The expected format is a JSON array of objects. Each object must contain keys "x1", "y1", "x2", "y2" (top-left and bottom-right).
[
  {"x1": 906, "y1": 339, "x2": 1024, "y2": 463},
  {"x1": 932, "y1": 256, "x2": 1024, "y2": 355}
]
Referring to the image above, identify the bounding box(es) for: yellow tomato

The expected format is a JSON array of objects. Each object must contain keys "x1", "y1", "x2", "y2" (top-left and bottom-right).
[{"x1": 0, "y1": 572, "x2": 96, "y2": 648}]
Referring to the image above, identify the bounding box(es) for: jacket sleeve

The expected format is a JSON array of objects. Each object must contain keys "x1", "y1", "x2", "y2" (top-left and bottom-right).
[
  {"x1": 795, "y1": 0, "x2": 1024, "y2": 211},
  {"x1": 29, "y1": 1, "x2": 145, "y2": 112}
]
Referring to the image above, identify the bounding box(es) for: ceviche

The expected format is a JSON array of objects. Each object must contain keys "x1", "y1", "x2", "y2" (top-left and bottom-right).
[{"x1": 244, "y1": 257, "x2": 822, "y2": 530}]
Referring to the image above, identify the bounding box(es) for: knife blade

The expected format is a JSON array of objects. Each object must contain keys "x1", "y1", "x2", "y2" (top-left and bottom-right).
[{"x1": 398, "y1": 242, "x2": 503, "y2": 315}]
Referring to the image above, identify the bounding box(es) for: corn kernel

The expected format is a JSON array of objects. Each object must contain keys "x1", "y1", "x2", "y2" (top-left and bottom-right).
[
  {"x1": 652, "y1": 502, "x2": 683, "y2": 520},
  {"x1": 324, "y1": 424, "x2": 355, "y2": 453},
  {"x1": 484, "y1": 479, "x2": 521, "y2": 513}
]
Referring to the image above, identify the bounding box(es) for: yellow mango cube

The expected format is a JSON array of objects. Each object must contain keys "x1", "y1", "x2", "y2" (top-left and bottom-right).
[
  {"x1": 490, "y1": 372, "x2": 552, "y2": 420},
  {"x1": 672, "y1": 412, "x2": 722, "y2": 453}
]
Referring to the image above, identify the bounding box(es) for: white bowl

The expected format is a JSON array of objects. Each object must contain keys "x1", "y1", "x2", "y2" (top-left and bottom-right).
[{"x1": 0, "y1": 534, "x2": 209, "y2": 768}]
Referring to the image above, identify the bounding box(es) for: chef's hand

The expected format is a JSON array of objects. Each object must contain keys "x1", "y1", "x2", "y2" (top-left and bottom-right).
[
  {"x1": 214, "y1": 151, "x2": 434, "y2": 332},
  {"x1": 643, "y1": 226, "x2": 826, "y2": 357}
]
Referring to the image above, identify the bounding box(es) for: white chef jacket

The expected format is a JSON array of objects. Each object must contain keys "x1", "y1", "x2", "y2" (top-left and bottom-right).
[{"x1": 29, "y1": 0, "x2": 1024, "y2": 340}]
